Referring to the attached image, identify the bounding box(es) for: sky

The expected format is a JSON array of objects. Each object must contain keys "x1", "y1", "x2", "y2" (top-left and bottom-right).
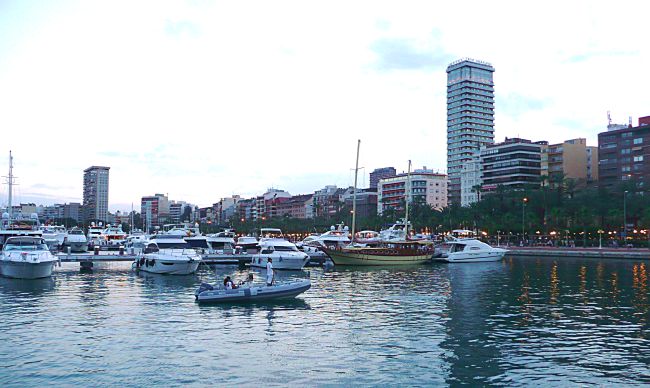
[{"x1": 0, "y1": 0, "x2": 648, "y2": 212}]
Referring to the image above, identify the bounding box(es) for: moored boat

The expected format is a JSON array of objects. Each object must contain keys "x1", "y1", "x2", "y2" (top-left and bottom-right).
[
  {"x1": 63, "y1": 227, "x2": 88, "y2": 252},
  {"x1": 435, "y1": 238, "x2": 507, "y2": 263},
  {"x1": 195, "y1": 279, "x2": 311, "y2": 303},
  {"x1": 134, "y1": 241, "x2": 201, "y2": 275},
  {"x1": 0, "y1": 236, "x2": 58, "y2": 279},
  {"x1": 322, "y1": 241, "x2": 433, "y2": 266},
  {"x1": 250, "y1": 238, "x2": 310, "y2": 270}
]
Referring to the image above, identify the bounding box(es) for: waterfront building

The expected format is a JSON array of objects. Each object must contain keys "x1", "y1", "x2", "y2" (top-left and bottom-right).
[
  {"x1": 640, "y1": 116, "x2": 650, "y2": 126},
  {"x1": 169, "y1": 201, "x2": 190, "y2": 222},
  {"x1": 446, "y1": 58, "x2": 495, "y2": 205},
  {"x1": 542, "y1": 138, "x2": 599, "y2": 185},
  {"x1": 141, "y1": 193, "x2": 169, "y2": 231},
  {"x1": 369, "y1": 167, "x2": 396, "y2": 190},
  {"x1": 598, "y1": 117, "x2": 650, "y2": 188},
  {"x1": 235, "y1": 198, "x2": 255, "y2": 222},
  {"x1": 255, "y1": 189, "x2": 291, "y2": 220},
  {"x1": 276, "y1": 194, "x2": 314, "y2": 219},
  {"x1": 480, "y1": 138, "x2": 544, "y2": 194},
  {"x1": 213, "y1": 195, "x2": 241, "y2": 225},
  {"x1": 342, "y1": 188, "x2": 378, "y2": 218},
  {"x1": 83, "y1": 166, "x2": 110, "y2": 224},
  {"x1": 313, "y1": 185, "x2": 346, "y2": 218},
  {"x1": 377, "y1": 169, "x2": 447, "y2": 215},
  {"x1": 460, "y1": 154, "x2": 481, "y2": 206}
]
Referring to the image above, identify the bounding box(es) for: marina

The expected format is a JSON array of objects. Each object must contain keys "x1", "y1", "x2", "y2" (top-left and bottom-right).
[{"x1": 1, "y1": 256, "x2": 649, "y2": 386}]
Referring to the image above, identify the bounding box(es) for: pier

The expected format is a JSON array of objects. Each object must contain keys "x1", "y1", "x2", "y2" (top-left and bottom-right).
[
  {"x1": 55, "y1": 251, "x2": 330, "y2": 267},
  {"x1": 505, "y1": 246, "x2": 650, "y2": 260}
]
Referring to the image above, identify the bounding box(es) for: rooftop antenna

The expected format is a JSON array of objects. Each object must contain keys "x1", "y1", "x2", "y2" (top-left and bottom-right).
[
  {"x1": 629, "y1": 116, "x2": 633, "y2": 128},
  {"x1": 607, "y1": 111, "x2": 612, "y2": 125}
]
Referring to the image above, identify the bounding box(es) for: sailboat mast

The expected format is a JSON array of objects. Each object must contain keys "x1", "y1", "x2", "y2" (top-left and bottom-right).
[
  {"x1": 404, "y1": 160, "x2": 411, "y2": 239},
  {"x1": 7, "y1": 151, "x2": 13, "y2": 219},
  {"x1": 350, "y1": 139, "x2": 360, "y2": 244}
]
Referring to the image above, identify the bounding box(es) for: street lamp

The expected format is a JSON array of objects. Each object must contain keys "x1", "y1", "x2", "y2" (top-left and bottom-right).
[
  {"x1": 598, "y1": 229, "x2": 604, "y2": 249},
  {"x1": 522, "y1": 197, "x2": 528, "y2": 244},
  {"x1": 623, "y1": 190, "x2": 629, "y2": 243}
]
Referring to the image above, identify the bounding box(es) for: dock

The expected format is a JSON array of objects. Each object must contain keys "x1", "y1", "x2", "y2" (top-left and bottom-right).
[
  {"x1": 505, "y1": 246, "x2": 650, "y2": 260},
  {"x1": 55, "y1": 251, "x2": 330, "y2": 267}
]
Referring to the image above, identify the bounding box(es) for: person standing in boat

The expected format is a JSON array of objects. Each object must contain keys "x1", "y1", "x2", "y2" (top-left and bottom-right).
[{"x1": 266, "y1": 258, "x2": 274, "y2": 286}]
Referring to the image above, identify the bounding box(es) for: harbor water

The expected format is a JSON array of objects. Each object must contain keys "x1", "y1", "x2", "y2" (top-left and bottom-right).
[{"x1": 1, "y1": 257, "x2": 649, "y2": 386}]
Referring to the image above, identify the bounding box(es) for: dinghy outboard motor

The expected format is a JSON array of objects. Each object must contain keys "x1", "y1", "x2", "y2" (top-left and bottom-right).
[{"x1": 195, "y1": 283, "x2": 214, "y2": 299}]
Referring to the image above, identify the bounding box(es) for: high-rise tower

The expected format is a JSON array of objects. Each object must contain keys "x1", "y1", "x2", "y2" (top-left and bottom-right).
[
  {"x1": 83, "y1": 166, "x2": 110, "y2": 224},
  {"x1": 446, "y1": 58, "x2": 495, "y2": 205}
]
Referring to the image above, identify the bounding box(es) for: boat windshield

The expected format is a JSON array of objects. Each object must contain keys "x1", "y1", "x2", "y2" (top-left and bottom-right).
[
  {"x1": 274, "y1": 245, "x2": 298, "y2": 252},
  {"x1": 3, "y1": 240, "x2": 49, "y2": 251}
]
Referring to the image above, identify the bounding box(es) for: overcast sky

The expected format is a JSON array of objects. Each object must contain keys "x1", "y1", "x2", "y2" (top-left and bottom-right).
[{"x1": 1, "y1": 0, "x2": 648, "y2": 211}]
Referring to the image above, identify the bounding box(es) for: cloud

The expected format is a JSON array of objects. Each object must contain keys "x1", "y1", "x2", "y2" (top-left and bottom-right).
[
  {"x1": 497, "y1": 93, "x2": 550, "y2": 119},
  {"x1": 370, "y1": 36, "x2": 452, "y2": 71},
  {"x1": 164, "y1": 20, "x2": 201, "y2": 38},
  {"x1": 565, "y1": 50, "x2": 638, "y2": 63}
]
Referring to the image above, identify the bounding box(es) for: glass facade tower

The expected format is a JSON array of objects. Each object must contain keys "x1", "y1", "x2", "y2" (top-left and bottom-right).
[{"x1": 446, "y1": 58, "x2": 495, "y2": 205}]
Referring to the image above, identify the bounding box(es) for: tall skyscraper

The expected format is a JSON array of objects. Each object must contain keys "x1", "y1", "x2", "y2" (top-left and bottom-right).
[
  {"x1": 83, "y1": 166, "x2": 110, "y2": 224},
  {"x1": 446, "y1": 58, "x2": 495, "y2": 205}
]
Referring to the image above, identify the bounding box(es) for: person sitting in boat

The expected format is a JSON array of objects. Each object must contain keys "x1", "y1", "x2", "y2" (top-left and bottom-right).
[
  {"x1": 266, "y1": 258, "x2": 274, "y2": 286},
  {"x1": 224, "y1": 276, "x2": 237, "y2": 290},
  {"x1": 239, "y1": 273, "x2": 254, "y2": 287}
]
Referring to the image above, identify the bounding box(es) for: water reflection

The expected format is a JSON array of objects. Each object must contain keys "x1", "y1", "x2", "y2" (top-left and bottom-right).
[{"x1": 0, "y1": 276, "x2": 55, "y2": 296}]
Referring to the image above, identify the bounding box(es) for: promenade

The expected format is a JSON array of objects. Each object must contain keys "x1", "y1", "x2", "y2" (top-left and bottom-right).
[{"x1": 505, "y1": 246, "x2": 650, "y2": 259}]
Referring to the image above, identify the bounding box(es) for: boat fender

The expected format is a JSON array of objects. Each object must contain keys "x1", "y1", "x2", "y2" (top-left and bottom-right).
[
  {"x1": 150, "y1": 259, "x2": 155, "y2": 266},
  {"x1": 279, "y1": 257, "x2": 283, "y2": 262},
  {"x1": 139, "y1": 258, "x2": 145, "y2": 267}
]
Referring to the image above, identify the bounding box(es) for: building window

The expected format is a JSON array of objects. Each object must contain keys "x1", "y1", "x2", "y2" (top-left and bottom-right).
[
  {"x1": 621, "y1": 149, "x2": 631, "y2": 155},
  {"x1": 622, "y1": 175, "x2": 631, "y2": 181},
  {"x1": 634, "y1": 156, "x2": 644, "y2": 162},
  {"x1": 622, "y1": 166, "x2": 631, "y2": 172},
  {"x1": 634, "y1": 138, "x2": 643, "y2": 145}
]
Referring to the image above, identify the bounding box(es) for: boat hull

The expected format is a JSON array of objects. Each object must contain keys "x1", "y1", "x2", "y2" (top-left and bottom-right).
[
  {"x1": 67, "y1": 241, "x2": 88, "y2": 253},
  {"x1": 323, "y1": 248, "x2": 432, "y2": 266},
  {"x1": 137, "y1": 260, "x2": 200, "y2": 275},
  {"x1": 196, "y1": 280, "x2": 310, "y2": 303},
  {"x1": 250, "y1": 254, "x2": 310, "y2": 270},
  {"x1": 0, "y1": 260, "x2": 56, "y2": 279}
]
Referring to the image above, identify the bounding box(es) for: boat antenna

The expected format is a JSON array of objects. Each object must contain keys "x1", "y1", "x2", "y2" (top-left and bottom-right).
[
  {"x1": 6, "y1": 151, "x2": 14, "y2": 220},
  {"x1": 350, "y1": 139, "x2": 360, "y2": 245},
  {"x1": 404, "y1": 160, "x2": 412, "y2": 239}
]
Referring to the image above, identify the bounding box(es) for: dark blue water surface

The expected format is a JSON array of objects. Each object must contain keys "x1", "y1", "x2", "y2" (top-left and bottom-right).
[{"x1": 1, "y1": 257, "x2": 649, "y2": 386}]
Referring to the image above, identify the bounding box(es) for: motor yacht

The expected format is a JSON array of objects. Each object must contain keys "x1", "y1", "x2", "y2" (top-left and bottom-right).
[
  {"x1": 63, "y1": 227, "x2": 88, "y2": 252},
  {"x1": 133, "y1": 241, "x2": 200, "y2": 275},
  {"x1": 250, "y1": 238, "x2": 310, "y2": 270},
  {"x1": 236, "y1": 235, "x2": 259, "y2": 253},
  {"x1": 186, "y1": 229, "x2": 236, "y2": 254},
  {"x1": 435, "y1": 238, "x2": 507, "y2": 263},
  {"x1": 0, "y1": 236, "x2": 58, "y2": 279},
  {"x1": 379, "y1": 219, "x2": 412, "y2": 242},
  {"x1": 100, "y1": 225, "x2": 127, "y2": 248},
  {"x1": 310, "y1": 224, "x2": 350, "y2": 248},
  {"x1": 87, "y1": 223, "x2": 104, "y2": 247},
  {"x1": 39, "y1": 225, "x2": 68, "y2": 250}
]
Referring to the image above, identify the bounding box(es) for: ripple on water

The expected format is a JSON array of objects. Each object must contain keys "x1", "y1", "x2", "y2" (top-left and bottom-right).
[{"x1": 0, "y1": 258, "x2": 649, "y2": 386}]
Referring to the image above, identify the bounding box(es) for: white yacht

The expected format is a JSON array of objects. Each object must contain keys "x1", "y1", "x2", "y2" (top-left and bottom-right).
[
  {"x1": 311, "y1": 224, "x2": 351, "y2": 248},
  {"x1": 161, "y1": 223, "x2": 201, "y2": 238},
  {"x1": 0, "y1": 212, "x2": 43, "y2": 247},
  {"x1": 0, "y1": 236, "x2": 58, "y2": 279},
  {"x1": 134, "y1": 241, "x2": 201, "y2": 275},
  {"x1": 236, "y1": 235, "x2": 259, "y2": 253},
  {"x1": 185, "y1": 229, "x2": 236, "y2": 254},
  {"x1": 87, "y1": 223, "x2": 104, "y2": 247},
  {"x1": 39, "y1": 225, "x2": 68, "y2": 250},
  {"x1": 435, "y1": 239, "x2": 507, "y2": 263},
  {"x1": 258, "y1": 228, "x2": 285, "y2": 242},
  {"x1": 379, "y1": 219, "x2": 412, "y2": 242},
  {"x1": 250, "y1": 238, "x2": 310, "y2": 270},
  {"x1": 100, "y1": 225, "x2": 127, "y2": 247},
  {"x1": 63, "y1": 227, "x2": 88, "y2": 252}
]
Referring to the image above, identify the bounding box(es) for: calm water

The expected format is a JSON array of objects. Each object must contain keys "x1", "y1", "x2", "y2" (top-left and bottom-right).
[{"x1": 1, "y1": 257, "x2": 649, "y2": 386}]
